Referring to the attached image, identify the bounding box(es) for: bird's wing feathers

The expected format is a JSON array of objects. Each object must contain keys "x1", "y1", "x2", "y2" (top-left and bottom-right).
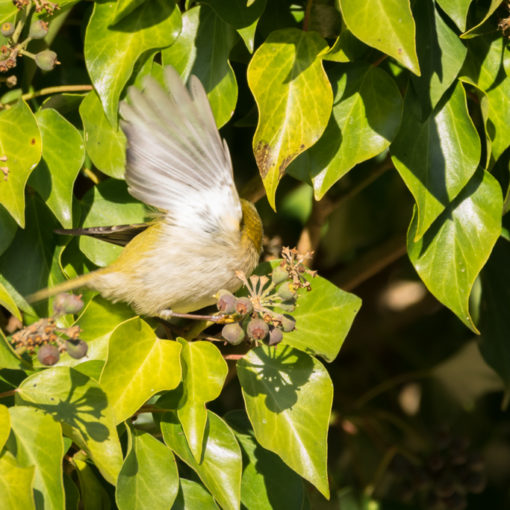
[
  {"x1": 55, "y1": 224, "x2": 150, "y2": 247},
  {"x1": 120, "y1": 67, "x2": 242, "y2": 237}
]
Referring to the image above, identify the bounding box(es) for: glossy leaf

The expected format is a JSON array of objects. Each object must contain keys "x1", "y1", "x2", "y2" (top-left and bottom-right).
[
  {"x1": 161, "y1": 411, "x2": 242, "y2": 510},
  {"x1": 435, "y1": 0, "x2": 472, "y2": 31},
  {"x1": 171, "y1": 479, "x2": 218, "y2": 510},
  {"x1": 0, "y1": 205, "x2": 16, "y2": 256},
  {"x1": 30, "y1": 109, "x2": 84, "y2": 228},
  {"x1": 176, "y1": 338, "x2": 228, "y2": 461},
  {"x1": 391, "y1": 82, "x2": 481, "y2": 240},
  {"x1": 79, "y1": 91, "x2": 126, "y2": 179},
  {"x1": 237, "y1": 344, "x2": 333, "y2": 498},
  {"x1": 8, "y1": 406, "x2": 64, "y2": 510},
  {"x1": 203, "y1": 0, "x2": 267, "y2": 52},
  {"x1": 84, "y1": 0, "x2": 181, "y2": 125},
  {"x1": 0, "y1": 100, "x2": 41, "y2": 227},
  {"x1": 226, "y1": 411, "x2": 305, "y2": 510},
  {"x1": 161, "y1": 5, "x2": 238, "y2": 128},
  {"x1": 461, "y1": 0, "x2": 502, "y2": 38},
  {"x1": 248, "y1": 28, "x2": 332, "y2": 209},
  {"x1": 411, "y1": 1, "x2": 467, "y2": 114},
  {"x1": 113, "y1": 0, "x2": 146, "y2": 22},
  {"x1": 100, "y1": 318, "x2": 182, "y2": 424},
  {"x1": 0, "y1": 279, "x2": 20, "y2": 319},
  {"x1": 78, "y1": 179, "x2": 147, "y2": 267},
  {"x1": 73, "y1": 457, "x2": 112, "y2": 509},
  {"x1": 0, "y1": 329, "x2": 26, "y2": 370},
  {"x1": 339, "y1": 0, "x2": 420, "y2": 75},
  {"x1": 0, "y1": 452, "x2": 35, "y2": 510},
  {"x1": 0, "y1": 404, "x2": 9, "y2": 451},
  {"x1": 0, "y1": 0, "x2": 17, "y2": 25},
  {"x1": 116, "y1": 430, "x2": 179, "y2": 510},
  {"x1": 290, "y1": 65, "x2": 402, "y2": 199},
  {"x1": 408, "y1": 170, "x2": 503, "y2": 333},
  {"x1": 16, "y1": 367, "x2": 123, "y2": 485}
]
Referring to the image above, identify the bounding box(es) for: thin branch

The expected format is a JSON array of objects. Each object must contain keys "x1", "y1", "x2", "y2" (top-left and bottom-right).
[
  {"x1": 12, "y1": 84, "x2": 92, "y2": 103},
  {"x1": 0, "y1": 389, "x2": 16, "y2": 399},
  {"x1": 303, "y1": 0, "x2": 314, "y2": 31}
]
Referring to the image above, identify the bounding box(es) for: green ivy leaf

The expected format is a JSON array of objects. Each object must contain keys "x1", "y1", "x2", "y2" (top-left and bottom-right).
[
  {"x1": 78, "y1": 179, "x2": 147, "y2": 267},
  {"x1": 391, "y1": 82, "x2": 481, "y2": 241},
  {"x1": 0, "y1": 279, "x2": 20, "y2": 320},
  {"x1": 176, "y1": 338, "x2": 228, "y2": 462},
  {"x1": 237, "y1": 345, "x2": 332, "y2": 498},
  {"x1": 17, "y1": 367, "x2": 123, "y2": 485},
  {"x1": 79, "y1": 91, "x2": 126, "y2": 179},
  {"x1": 324, "y1": 26, "x2": 371, "y2": 63},
  {"x1": 161, "y1": 5, "x2": 238, "y2": 128},
  {"x1": 411, "y1": 1, "x2": 467, "y2": 114},
  {"x1": 226, "y1": 411, "x2": 305, "y2": 509},
  {"x1": 408, "y1": 170, "x2": 503, "y2": 333},
  {"x1": 8, "y1": 407, "x2": 64, "y2": 510},
  {"x1": 0, "y1": 100, "x2": 41, "y2": 227},
  {"x1": 248, "y1": 28, "x2": 332, "y2": 209},
  {"x1": 203, "y1": 0, "x2": 267, "y2": 52},
  {"x1": 0, "y1": 404, "x2": 9, "y2": 451},
  {"x1": 435, "y1": 0, "x2": 472, "y2": 31},
  {"x1": 100, "y1": 318, "x2": 182, "y2": 424},
  {"x1": 0, "y1": 329, "x2": 26, "y2": 370},
  {"x1": 112, "y1": 0, "x2": 147, "y2": 23},
  {"x1": 161, "y1": 411, "x2": 241, "y2": 510},
  {"x1": 116, "y1": 429, "x2": 179, "y2": 510},
  {"x1": 0, "y1": 206, "x2": 17, "y2": 256},
  {"x1": 0, "y1": 452, "x2": 35, "y2": 510},
  {"x1": 338, "y1": 0, "x2": 420, "y2": 75},
  {"x1": 289, "y1": 64, "x2": 402, "y2": 199},
  {"x1": 84, "y1": 0, "x2": 182, "y2": 125},
  {"x1": 30, "y1": 109, "x2": 84, "y2": 228},
  {"x1": 73, "y1": 457, "x2": 112, "y2": 509},
  {"x1": 0, "y1": 0, "x2": 17, "y2": 25},
  {"x1": 171, "y1": 479, "x2": 218, "y2": 510},
  {"x1": 461, "y1": 0, "x2": 502, "y2": 38}
]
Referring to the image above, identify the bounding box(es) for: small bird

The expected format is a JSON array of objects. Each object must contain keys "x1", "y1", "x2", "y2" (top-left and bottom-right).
[{"x1": 29, "y1": 67, "x2": 263, "y2": 318}]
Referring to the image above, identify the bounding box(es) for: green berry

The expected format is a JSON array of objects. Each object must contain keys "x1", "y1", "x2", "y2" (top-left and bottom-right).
[
  {"x1": 268, "y1": 327, "x2": 283, "y2": 346},
  {"x1": 222, "y1": 322, "x2": 245, "y2": 345},
  {"x1": 280, "y1": 314, "x2": 296, "y2": 332},
  {"x1": 247, "y1": 318, "x2": 269, "y2": 341},
  {"x1": 38, "y1": 344, "x2": 59, "y2": 365},
  {"x1": 29, "y1": 20, "x2": 48, "y2": 39},
  {"x1": 1, "y1": 22, "x2": 14, "y2": 37},
  {"x1": 271, "y1": 265, "x2": 288, "y2": 285},
  {"x1": 277, "y1": 282, "x2": 297, "y2": 301},
  {"x1": 235, "y1": 297, "x2": 252, "y2": 316},
  {"x1": 217, "y1": 289, "x2": 236, "y2": 314},
  {"x1": 35, "y1": 50, "x2": 58, "y2": 71},
  {"x1": 65, "y1": 339, "x2": 88, "y2": 359},
  {"x1": 53, "y1": 293, "x2": 84, "y2": 315}
]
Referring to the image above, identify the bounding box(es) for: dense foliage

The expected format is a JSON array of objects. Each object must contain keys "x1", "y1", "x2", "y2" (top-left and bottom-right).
[{"x1": 0, "y1": 0, "x2": 509, "y2": 508}]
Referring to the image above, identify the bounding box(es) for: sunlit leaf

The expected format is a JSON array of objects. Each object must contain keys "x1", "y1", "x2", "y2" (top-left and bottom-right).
[{"x1": 0, "y1": 452, "x2": 35, "y2": 510}]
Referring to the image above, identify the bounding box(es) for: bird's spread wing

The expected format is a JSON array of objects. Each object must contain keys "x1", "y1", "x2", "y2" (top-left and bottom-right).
[
  {"x1": 120, "y1": 67, "x2": 242, "y2": 238},
  {"x1": 55, "y1": 224, "x2": 150, "y2": 247}
]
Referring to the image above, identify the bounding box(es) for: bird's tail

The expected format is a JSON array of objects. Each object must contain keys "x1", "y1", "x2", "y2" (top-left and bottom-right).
[{"x1": 27, "y1": 271, "x2": 100, "y2": 304}]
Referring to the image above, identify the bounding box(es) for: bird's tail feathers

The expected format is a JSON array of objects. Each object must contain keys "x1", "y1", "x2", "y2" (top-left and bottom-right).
[{"x1": 27, "y1": 271, "x2": 99, "y2": 304}]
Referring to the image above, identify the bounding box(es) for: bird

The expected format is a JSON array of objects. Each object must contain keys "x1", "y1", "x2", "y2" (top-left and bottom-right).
[{"x1": 28, "y1": 66, "x2": 263, "y2": 318}]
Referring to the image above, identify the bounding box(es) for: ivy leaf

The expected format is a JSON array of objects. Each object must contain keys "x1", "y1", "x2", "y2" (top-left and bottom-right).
[
  {"x1": 72, "y1": 457, "x2": 112, "y2": 508},
  {"x1": 391, "y1": 82, "x2": 481, "y2": 241},
  {"x1": 30, "y1": 109, "x2": 85, "y2": 228},
  {"x1": 17, "y1": 367, "x2": 123, "y2": 485},
  {"x1": 0, "y1": 452, "x2": 35, "y2": 510},
  {"x1": 0, "y1": 206, "x2": 17, "y2": 257},
  {"x1": 161, "y1": 411, "x2": 242, "y2": 510},
  {"x1": 8, "y1": 407, "x2": 64, "y2": 510},
  {"x1": 116, "y1": 429, "x2": 179, "y2": 510},
  {"x1": 79, "y1": 91, "x2": 126, "y2": 179},
  {"x1": 408, "y1": 170, "x2": 503, "y2": 333},
  {"x1": 461, "y1": 0, "x2": 502, "y2": 38},
  {"x1": 100, "y1": 318, "x2": 182, "y2": 424},
  {"x1": 435, "y1": 0, "x2": 472, "y2": 31},
  {"x1": 0, "y1": 279, "x2": 20, "y2": 320},
  {"x1": 161, "y1": 5, "x2": 238, "y2": 128},
  {"x1": 84, "y1": 0, "x2": 181, "y2": 125},
  {"x1": 248, "y1": 28, "x2": 332, "y2": 209},
  {"x1": 176, "y1": 339, "x2": 228, "y2": 462},
  {"x1": 0, "y1": 100, "x2": 41, "y2": 227},
  {"x1": 0, "y1": 329, "x2": 26, "y2": 370},
  {"x1": 237, "y1": 345, "x2": 332, "y2": 498},
  {"x1": 171, "y1": 479, "x2": 218, "y2": 510},
  {"x1": 0, "y1": 404, "x2": 9, "y2": 451},
  {"x1": 289, "y1": 64, "x2": 402, "y2": 199},
  {"x1": 338, "y1": 0, "x2": 420, "y2": 75},
  {"x1": 411, "y1": 1, "x2": 467, "y2": 115}
]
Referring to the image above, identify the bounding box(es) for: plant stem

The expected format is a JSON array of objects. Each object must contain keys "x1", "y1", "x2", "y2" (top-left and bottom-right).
[
  {"x1": 19, "y1": 84, "x2": 92, "y2": 102},
  {"x1": 0, "y1": 389, "x2": 16, "y2": 399}
]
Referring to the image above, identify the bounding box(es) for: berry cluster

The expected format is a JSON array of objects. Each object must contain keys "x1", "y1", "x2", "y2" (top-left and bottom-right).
[
  {"x1": 218, "y1": 248, "x2": 315, "y2": 346},
  {"x1": 9, "y1": 293, "x2": 88, "y2": 366},
  {"x1": 389, "y1": 433, "x2": 487, "y2": 510}
]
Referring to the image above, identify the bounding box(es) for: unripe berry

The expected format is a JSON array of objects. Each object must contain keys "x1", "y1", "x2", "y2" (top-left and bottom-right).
[
  {"x1": 65, "y1": 339, "x2": 88, "y2": 359},
  {"x1": 271, "y1": 265, "x2": 288, "y2": 285},
  {"x1": 235, "y1": 297, "x2": 252, "y2": 316},
  {"x1": 35, "y1": 50, "x2": 58, "y2": 71},
  {"x1": 53, "y1": 293, "x2": 84, "y2": 315},
  {"x1": 221, "y1": 322, "x2": 245, "y2": 345},
  {"x1": 277, "y1": 282, "x2": 297, "y2": 301},
  {"x1": 280, "y1": 314, "x2": 296, "y2": 332},
  {"x1": 1, "y1": 22, "x2": 14, "y2": 37},
  {"x1": 29, "y1": 20, "x2": 48, "y2": 39},
  {"x1": 247, "y1": 318, "x2": 268, "y2": 341},
  {"x1": 216, "y1": 289, "x2": 236, "y2": 314},
  {"x1": 268, "y1": 327, "x2": 283, "y2": 346},
  {"x1": 38, "y1": 344, "x2": 59, "y2": 365}
]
